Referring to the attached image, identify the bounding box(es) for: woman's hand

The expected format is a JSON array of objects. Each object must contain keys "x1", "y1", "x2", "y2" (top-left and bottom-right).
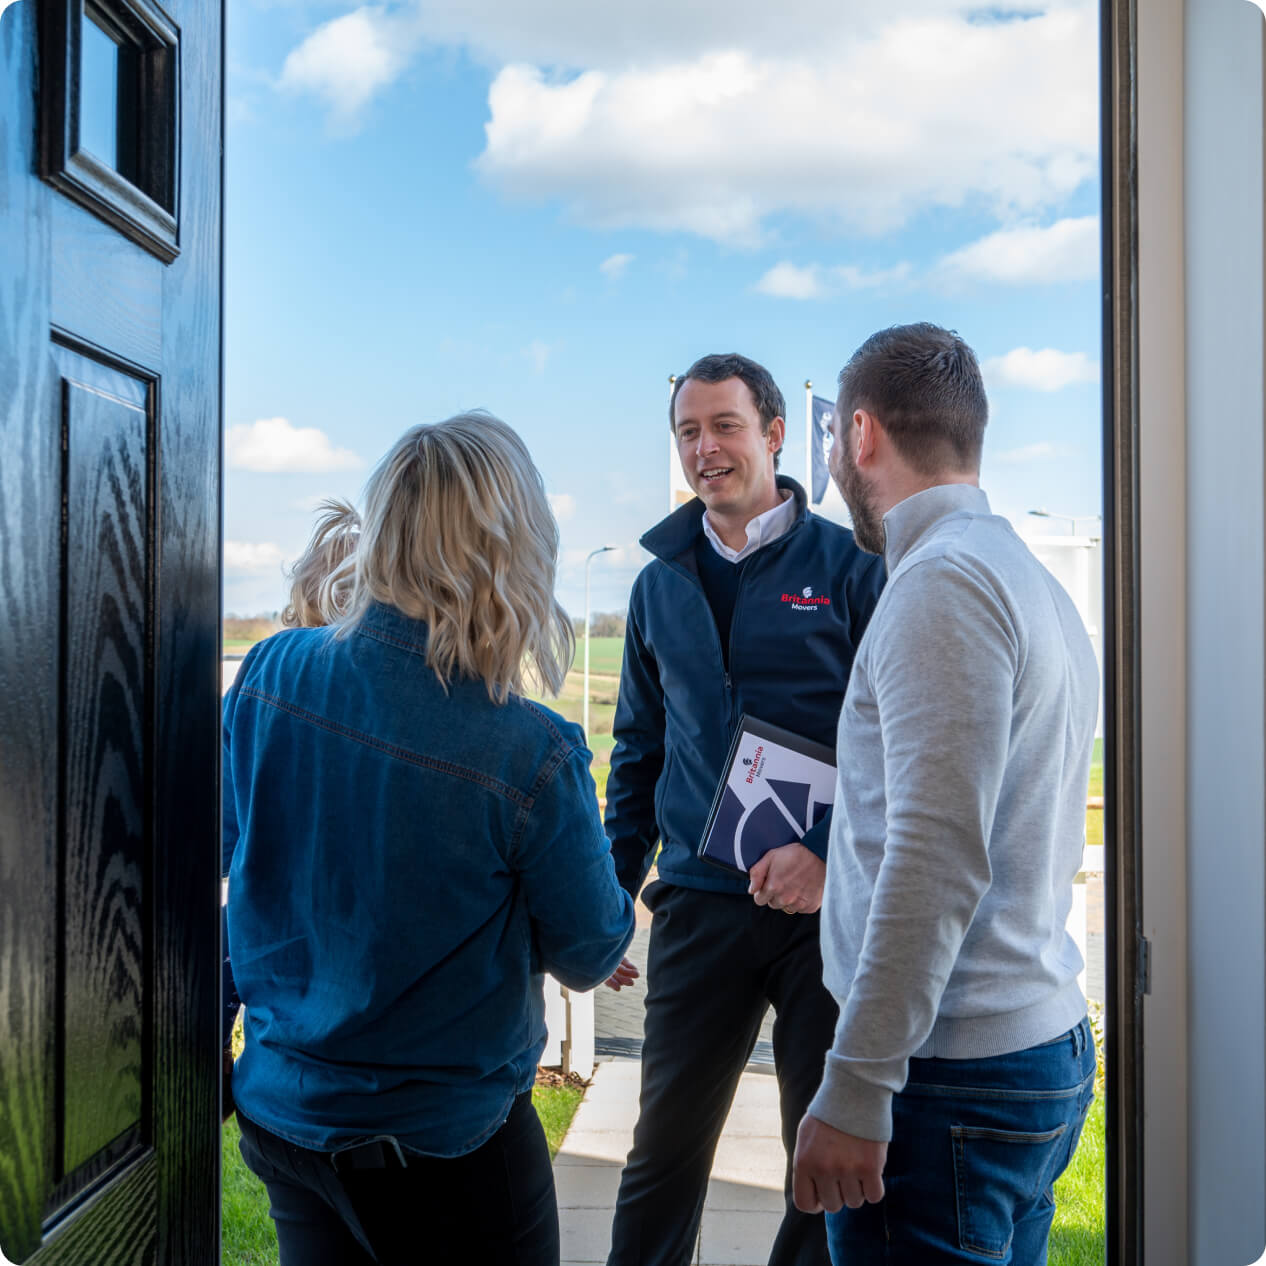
[{"x1": 604, "y1": 956, "x2": 641, "y2": 991}]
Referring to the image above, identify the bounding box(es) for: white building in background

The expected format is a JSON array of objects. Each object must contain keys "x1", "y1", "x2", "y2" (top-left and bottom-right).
[{"x1": 1020, "y1": 530, "x2": 1105, "y2": 738}]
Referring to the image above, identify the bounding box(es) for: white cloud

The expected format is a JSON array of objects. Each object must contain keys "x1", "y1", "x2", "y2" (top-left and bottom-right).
[
  {"x1": 984, "y1": 347, "x2": 1100, "y2": 391},
  {"x1": 370, "y1": 0, "x2": 1048, "y2": 75},
  {"x1": 936, "y1": 216, "x2": 1099, "y2": 284},
  {"x1": 548, "y1": 492, "x2": 576, "y2": 522},
  {"x1": 227, "y1": 417, "x2": 364, "y2": 473},
  {"x1": 278, "y1": 3, "x2": 1093, "y2": 237},
  {"x1": 225, "y1": 540, "x2": 287, "y2": 574},
  {"x1": 755, "y1": 259, "x2": 913, "y2": 299},
  {"x1": 755, "y1": 262, "x2": 824, "y2": 299},
  {"x1": 599, "y1": 252, "x2": 634, "y2": 280},
  {"x1": 475, "y1": 7, "x2": 1097, "y2": 245},
  {"x1": 280, "y1": 6, "x2": 420, "y2": 124},
  {"x1": 525, "y1": 339, "x2": 552, "y2": 374},
  {"x1": 836, "y1": 261, "x2": 913, "y2": 289},
  {"x1": 993, "y1": 441, "x2": 1061, "y2": 465}
]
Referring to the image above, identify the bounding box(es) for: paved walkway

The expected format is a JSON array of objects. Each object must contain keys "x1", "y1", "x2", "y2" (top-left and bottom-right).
[{"x1": 554, "y1": 1058, "x2": 788, "y2": 1266}]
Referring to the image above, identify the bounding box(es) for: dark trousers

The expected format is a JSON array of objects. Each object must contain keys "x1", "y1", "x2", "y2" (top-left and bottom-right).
[
  {"x1": 826, "y1": 1018, "x2": 1097, "y2": 1265},
  {"x1": 237, "y1": 1090, "x2": 558, "y2": 1266},
  {"x1": 607, "y1": 882, "x2": 837, "y2": 1266}
]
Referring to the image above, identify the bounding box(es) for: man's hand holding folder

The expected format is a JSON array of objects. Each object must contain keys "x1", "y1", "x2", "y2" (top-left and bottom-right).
[{"x1": 747, "y1": 842, "x2": 826, "y2": 915}]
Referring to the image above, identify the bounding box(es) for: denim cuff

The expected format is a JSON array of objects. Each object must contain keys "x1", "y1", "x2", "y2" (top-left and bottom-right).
[{"x1": 807, "y1": 1053, "x2": 894, "y2": 1143}]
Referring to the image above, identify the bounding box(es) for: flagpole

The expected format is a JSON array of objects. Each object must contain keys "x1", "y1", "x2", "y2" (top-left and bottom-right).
[
  {"x1": 668, "y1": 375, "x2": 677, "y2": 512},
  {"x1": 804, "y1": 380, "x2": 813, "y2": 496}
]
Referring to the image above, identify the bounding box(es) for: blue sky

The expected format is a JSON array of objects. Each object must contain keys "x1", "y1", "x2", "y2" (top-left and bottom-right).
[{"x1": 223, "y1": 0, "x2": 1102, "y2": 618}]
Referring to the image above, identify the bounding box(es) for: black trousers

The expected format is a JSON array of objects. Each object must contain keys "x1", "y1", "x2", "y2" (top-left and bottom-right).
[
  {"x1": 237, "y1": 1090, "x2": 558, "y2": 1266},
  {"x1": 607, "y1": 882, "x2": 837, "y2": 1266}
]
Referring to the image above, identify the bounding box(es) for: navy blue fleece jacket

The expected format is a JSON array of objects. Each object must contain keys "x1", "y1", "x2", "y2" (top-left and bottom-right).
[{"x1": 605, "y1": 477, "x2": 885, "y2": 897}]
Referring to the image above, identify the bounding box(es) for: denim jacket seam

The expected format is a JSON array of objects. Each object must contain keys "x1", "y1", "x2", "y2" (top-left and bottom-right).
[
  {"x1": 514, "y1": 697, "x2": 584, "y2": 756},
  {"x1": 355, "y1": 622, "x2": 430, "y2": 659},
  {"x1": 509, "y1": 739, "x2": 574, "y2": 857},
  {"x1": 237, "y1": 686, "x2": 531, "y2": 805}
]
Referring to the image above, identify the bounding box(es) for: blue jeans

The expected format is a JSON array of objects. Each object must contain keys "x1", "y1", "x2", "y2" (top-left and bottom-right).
[{"x1": 826, "y1": 1017, "x2": 1096, "y2": 1266}]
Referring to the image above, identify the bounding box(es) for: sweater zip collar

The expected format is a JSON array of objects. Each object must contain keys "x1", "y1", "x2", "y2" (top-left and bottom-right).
[{"x1": 882, "y1": 484, "x2": 991, "y2": 573}]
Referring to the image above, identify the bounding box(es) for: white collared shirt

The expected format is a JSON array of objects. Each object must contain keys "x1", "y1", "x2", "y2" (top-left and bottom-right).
[{"x1": 701, "y1": 490, "x2": 796, "y2": 563}]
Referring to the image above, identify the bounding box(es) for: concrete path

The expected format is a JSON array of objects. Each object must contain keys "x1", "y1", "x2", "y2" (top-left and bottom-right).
[{"x1": 554, "y1": 1058, "x2": 788, "y2": 1266}]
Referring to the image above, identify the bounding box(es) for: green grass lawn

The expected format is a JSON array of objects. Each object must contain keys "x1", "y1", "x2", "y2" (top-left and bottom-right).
[
  {"x1": 223, "y1": 1089, "x2": 1104, "y2": 1265},
  {"x1": 221, "y1": 1117, "x2": 278, "y2": 1266},
  {"x1": 222, "y1": 1084, "x2": 585, "y2": 1266},
  {"x1": 1050, "y1": 1096, "x2": 1107, "y2": 1265}
]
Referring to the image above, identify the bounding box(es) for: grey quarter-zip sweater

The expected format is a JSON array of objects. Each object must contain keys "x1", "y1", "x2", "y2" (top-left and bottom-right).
[{"x1": 809, "y1": 484, "x2": 1098, "y2": 1143}]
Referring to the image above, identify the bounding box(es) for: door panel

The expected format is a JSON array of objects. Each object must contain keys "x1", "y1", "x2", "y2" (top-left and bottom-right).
[
  {"x1": 0, "y1": 4, "x2": 61, "y2": 1258},
  {"x1": 51, "y1": 201, "x2": 164, "y2": 368},
  {"x1": 0, "y1": 0, "x2": 223, "y2": 1261},
  {"x1": 53, "y1": 346, "x2": 152, "y2": 1212}
]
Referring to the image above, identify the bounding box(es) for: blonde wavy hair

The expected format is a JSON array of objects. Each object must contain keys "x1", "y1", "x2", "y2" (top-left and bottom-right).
[
  {"x1": 329, "y1": 412, "x2": 574, "y2": 702},
  {"x1": 281, "y1": 499, "x2": 361, "y2": 629}
]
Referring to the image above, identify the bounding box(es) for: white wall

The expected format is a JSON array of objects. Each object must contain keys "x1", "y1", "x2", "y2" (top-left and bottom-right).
[
  {"x1": 1182, "y1": 0, "x2": 1265, "y2": 1259},
  {"x1": 1023, "y1": 533, "x2": 1104, "y2": 737},
  {"x1": 1137, "y1": 1, "x2": 1266, "y2": 1261}
]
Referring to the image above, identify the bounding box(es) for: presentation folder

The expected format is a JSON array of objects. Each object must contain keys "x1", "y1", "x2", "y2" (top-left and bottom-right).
[{"x1": 697, "y1": 714, "x2": 836, "y2": 876}]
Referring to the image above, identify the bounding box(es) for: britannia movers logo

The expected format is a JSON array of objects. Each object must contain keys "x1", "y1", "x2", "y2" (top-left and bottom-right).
[
  {"x1": 781, "y1": 585, "x2": 831, "y2": 612},
  {"x1": 744, "y1": 745, "x2": 766, "y2": 784}
]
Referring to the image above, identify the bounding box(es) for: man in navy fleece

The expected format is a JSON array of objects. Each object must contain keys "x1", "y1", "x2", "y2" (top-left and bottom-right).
[{"x1": 603, "y1": 353, "x2": 885, "y2": 1266}]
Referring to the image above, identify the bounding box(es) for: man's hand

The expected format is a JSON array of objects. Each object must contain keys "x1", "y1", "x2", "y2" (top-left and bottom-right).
[
  {"x1": 748, "y1": 843, "x2": 825, "y2": 913},
  {"x1": 792, "y1": 1113, "x2": 887, "y2": 1213},
  {"x1": 603, "y1": 955, "x2": 641, "y2": 991}
]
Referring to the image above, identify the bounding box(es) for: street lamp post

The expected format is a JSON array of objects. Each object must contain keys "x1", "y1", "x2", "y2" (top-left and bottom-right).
[
  {"x1": 1027, "y1": 509, "x2": 1103, "y2": 536},
  {"x1": 583, "y1": 546, "x2": 616, "y2": 739}
]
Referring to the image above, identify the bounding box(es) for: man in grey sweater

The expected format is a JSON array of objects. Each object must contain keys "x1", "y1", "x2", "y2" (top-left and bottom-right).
[{"x1": 793, "y1": 324, "x2": 1099, "y2": 1265}]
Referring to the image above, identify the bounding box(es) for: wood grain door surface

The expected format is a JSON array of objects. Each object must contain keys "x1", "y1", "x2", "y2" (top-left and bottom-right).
[{"x1": 0, "y1": 0, "x2": 223, "y2": 1261}]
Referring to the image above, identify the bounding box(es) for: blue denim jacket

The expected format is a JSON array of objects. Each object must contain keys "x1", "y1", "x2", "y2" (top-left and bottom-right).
[{"x1": 222, "y1": 603, "x2": 635, "y2": 1157}]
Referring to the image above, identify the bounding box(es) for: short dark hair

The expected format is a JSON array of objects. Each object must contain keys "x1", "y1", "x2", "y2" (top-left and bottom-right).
[
  {"x1": 670, "y1": 353, "x2": 785, "y2": 469},
  {"x1": 837, "y1": 324, "x2": 988, "y2": 475}
]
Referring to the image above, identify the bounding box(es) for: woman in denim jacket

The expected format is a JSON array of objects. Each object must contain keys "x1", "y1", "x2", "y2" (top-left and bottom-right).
[{"x1": 223, "y1": 413, "x2": 636, "y2": 1266}]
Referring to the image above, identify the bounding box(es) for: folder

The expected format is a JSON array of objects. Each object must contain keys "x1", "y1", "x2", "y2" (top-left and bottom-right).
[{"x1": 697, "y1": 714, "x2": 836, "y2": 875}]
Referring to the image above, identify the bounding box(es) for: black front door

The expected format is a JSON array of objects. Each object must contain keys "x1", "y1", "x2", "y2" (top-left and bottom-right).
[{"x1": 0, "y1": 0, "x2": 222, "y2": 1261}]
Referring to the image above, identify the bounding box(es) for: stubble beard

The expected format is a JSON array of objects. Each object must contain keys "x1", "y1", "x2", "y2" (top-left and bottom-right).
[{"x1": 832, "y1": 442, "x2": 885, "y2": 556}]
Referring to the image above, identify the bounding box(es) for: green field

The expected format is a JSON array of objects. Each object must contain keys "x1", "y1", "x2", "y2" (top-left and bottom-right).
[
  {"x1": 570, "y1": 635, "x2": 625, "y2": 678},
  {"x1": 528, "y1": 636, "x2": 623, "y2": 804}
]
